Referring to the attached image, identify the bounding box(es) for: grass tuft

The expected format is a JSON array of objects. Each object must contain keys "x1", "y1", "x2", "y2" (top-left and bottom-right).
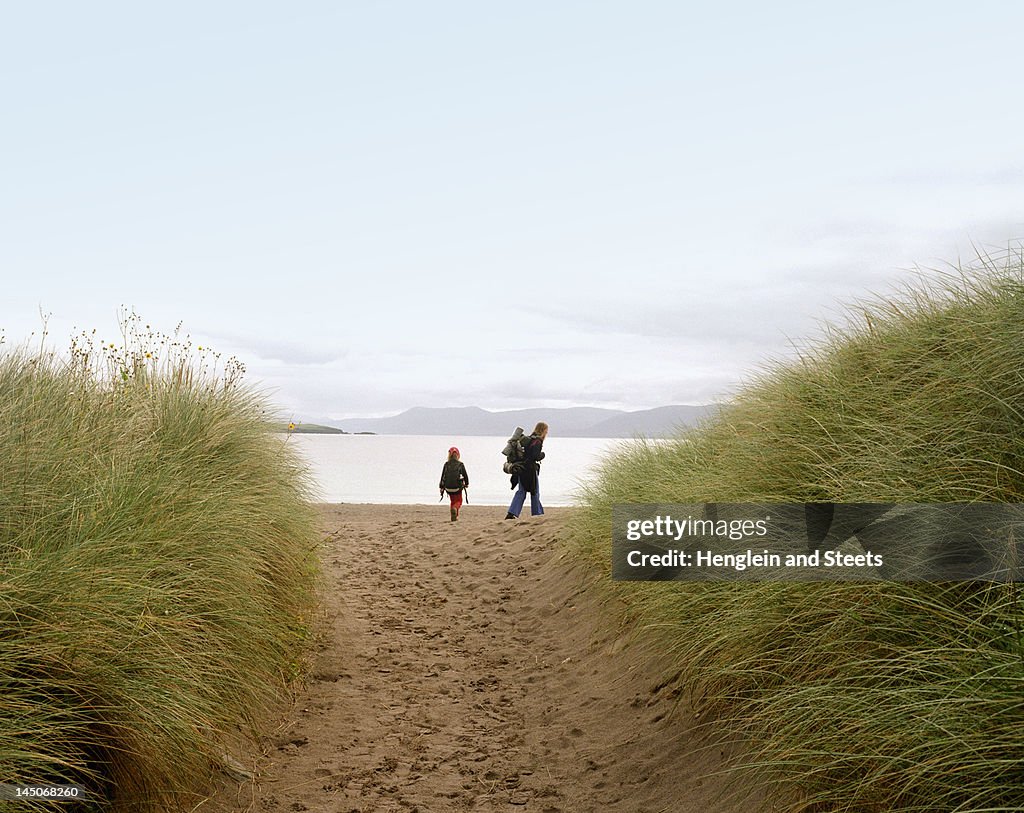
[
  {"x1": 0, "y1": 315, "x2": 319, "y2": 812},
  {"x1": 571, "y1": 250, "x2": 1024, "y2": 812}
]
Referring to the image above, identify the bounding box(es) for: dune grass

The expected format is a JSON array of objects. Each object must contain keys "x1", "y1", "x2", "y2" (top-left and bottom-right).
[
  {"x1": 571, "y1": 252, "x2": 1024, "y2": 812},
  {"x1": 0, "y1": 317, "x2": 320, "y2": 811}
]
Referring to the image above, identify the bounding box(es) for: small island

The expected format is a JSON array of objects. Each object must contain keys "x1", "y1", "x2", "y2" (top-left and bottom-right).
[
  {"x1": 277, "y1": 423, "x2": 347, "y2": 434},
  {"x1": 276, "y1": 422, "x2": 377, "y2": 435}
]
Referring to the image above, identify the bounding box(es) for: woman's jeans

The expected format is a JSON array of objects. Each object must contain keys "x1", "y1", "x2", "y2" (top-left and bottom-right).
[{"x1": 508, "y1": 478, "x2": 543, "y2": 517}]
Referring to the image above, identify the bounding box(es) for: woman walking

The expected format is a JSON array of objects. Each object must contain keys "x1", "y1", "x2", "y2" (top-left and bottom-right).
[
  {"x1": 439, "y1": 446, "x2": 469, "y2": 521},
  {"x1": 505, "y1": 422, "x2": 547, "y2": 519}
]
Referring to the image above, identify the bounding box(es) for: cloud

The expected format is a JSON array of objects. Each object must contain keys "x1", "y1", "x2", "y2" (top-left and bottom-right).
[
  {"x1": 882, "y1": 165, "x2": 1024, "y2": 189},
  {"x1": 202, "y1": 331, "x2": 348, "y2": 366},
  {"x1": 517, "y1": 277, "x2": 852, "y2": 348},
  {"x1": 220, "y1": 222, "x2": 1024, "y2": 417},
  {"x1": 250, "y1": 323, "x2": 770, "y2": 418}
]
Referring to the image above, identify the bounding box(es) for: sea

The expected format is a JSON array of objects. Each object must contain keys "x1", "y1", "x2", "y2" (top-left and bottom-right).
[{"x1": 283, "y1": 434, "x2": 632, "y2": 506}]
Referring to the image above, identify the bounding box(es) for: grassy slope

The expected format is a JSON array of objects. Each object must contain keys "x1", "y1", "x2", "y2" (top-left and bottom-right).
[
  {"x1": 0, "y1": 335, "x2": 319, "y2": 811},
  {"x1": 571, "y1": 259, "x2": 1024, "y2": 812}
]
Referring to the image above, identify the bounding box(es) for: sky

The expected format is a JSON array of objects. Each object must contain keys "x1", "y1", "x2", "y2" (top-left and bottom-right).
[{"x1": 3, "y1": 1, "x2": 1023, "y2": 419}]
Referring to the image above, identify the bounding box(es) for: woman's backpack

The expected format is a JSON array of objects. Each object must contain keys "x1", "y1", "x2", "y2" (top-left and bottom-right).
[{"x1": 501, "y1": 427, "x2": 527, "y2": 474}]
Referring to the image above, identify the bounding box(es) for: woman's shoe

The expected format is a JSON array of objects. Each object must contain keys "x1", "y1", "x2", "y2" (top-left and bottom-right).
[{"x1": 504, "y1": 512, "x2": 516, "y2": 520}]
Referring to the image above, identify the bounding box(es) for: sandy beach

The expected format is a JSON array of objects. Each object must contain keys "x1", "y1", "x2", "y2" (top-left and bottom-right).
[{"x1": 206, "y1": 504, "x2": 766, "y2": 813}]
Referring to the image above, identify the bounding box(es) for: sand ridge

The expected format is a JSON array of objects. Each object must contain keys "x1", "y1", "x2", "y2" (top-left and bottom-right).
[{"x1": 206, "y1": 503, "x2": 767, "y2": 813}]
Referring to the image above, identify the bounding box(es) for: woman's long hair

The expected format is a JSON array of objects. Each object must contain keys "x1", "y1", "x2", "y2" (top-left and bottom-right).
[{"x1": 532, "y1": 421, "x2": 548, "y2": 438}]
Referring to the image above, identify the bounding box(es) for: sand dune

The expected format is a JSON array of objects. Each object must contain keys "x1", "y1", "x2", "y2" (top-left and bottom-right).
[{"x1": 206, "y1": 504, "x2": 766, "y2": 812}]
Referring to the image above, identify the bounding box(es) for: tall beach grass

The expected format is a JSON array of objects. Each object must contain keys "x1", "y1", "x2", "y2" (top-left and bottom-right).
[
  {"x1": 572, "y1": 252, "x2": 1024, "y2": 811},
  {"x1": 0, "y1": 316, "x2": 319, "y2": 811}
]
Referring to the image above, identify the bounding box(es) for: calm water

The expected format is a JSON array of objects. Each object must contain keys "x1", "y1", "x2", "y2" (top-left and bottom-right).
[{"x1": 283, "y1": 434, "x2": 629, "y2": 506}]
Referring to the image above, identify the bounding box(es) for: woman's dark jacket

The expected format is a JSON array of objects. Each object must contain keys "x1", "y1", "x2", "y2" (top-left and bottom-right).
[{"x1": 517, "y1": 435, "x2": 545, "y2": 494}]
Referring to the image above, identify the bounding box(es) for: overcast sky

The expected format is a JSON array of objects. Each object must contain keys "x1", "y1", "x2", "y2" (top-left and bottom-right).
[{"x1": 3, "y1": 2, "x2": 1023, "y2": 419}]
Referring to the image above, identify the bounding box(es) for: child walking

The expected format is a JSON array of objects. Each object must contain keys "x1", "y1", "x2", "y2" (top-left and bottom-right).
[{"x1": 439, "y1": 446, "x2": 469, "y2": 521}]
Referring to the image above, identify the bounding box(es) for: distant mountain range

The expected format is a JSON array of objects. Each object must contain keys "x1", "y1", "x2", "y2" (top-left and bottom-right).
[{"x1": 312, "y1": 405, "x2": 716, "y2": 438}]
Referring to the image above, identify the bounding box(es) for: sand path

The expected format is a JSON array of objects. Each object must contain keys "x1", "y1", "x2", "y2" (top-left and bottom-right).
[{"x1": 208, "y1": 504, "x2": 766, "y2": 813}]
